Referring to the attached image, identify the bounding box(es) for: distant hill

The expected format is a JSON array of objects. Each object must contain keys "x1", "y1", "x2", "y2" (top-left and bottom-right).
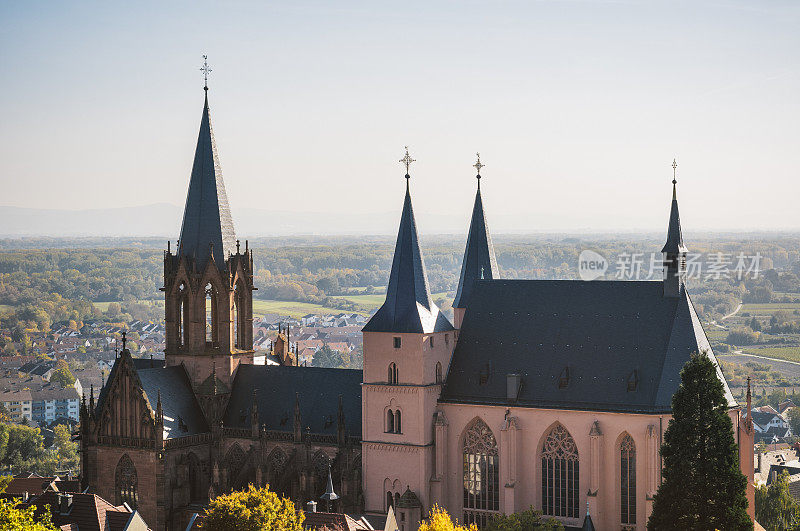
[{"x1": 0, "y1": 204, "x2": 403, "y2": 237}]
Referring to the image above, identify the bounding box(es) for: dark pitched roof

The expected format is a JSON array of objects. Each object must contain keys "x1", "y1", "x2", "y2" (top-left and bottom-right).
[
  {"x1": 453, "y1": 185, "x2": 498, "y2": 309},
  {"x1": 25, "y1": 492, "x2": 141, "y2": 531},
  {"x1": 177, "y1": 91, "x2": 236, "y2": 270},
  {"x1": 752, "y1": 410, "x2": 779, "y2": 428},
  {"x1": 223, "y1": 364, "x2": 361, "y2": 437},
  {"x1": 363, "y1": 184, "x2": 453, "y2": 334},
  {"x1": 137, "y1": 366, "x2": 208, "y2": 439},
  {"x1": 440, "y1": 280, "x2": 735, "y2": 413},
  {"x1": 661, "y1": 182, "x2": 687, "y2": 254}
]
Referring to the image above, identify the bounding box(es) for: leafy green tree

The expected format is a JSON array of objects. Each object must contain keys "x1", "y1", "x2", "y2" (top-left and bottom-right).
[
  {"x1": 311, "y1": 345, "x2": 345, "y2": 368},
  {"x1": 484, "y1": 506, "x2": 564, "y2": 530},
  {"x1": 788, "y1": 409, "x2": 800, "y2": 437},
  {"x1": 50, "y1": 360, "x2": 75, "y2": 388},
  {"x1": 202, "y1": 484, "x2": 304, "y2": 531},
  {"x1": 755, "y1": 470, "x2": 800, "y2": 531},
  {"x1": 53, "y1": 425, "x2": 78, "y2": 471},
  {"x1": 648, "y1": 353, "x2": 752, "y2": 530}
]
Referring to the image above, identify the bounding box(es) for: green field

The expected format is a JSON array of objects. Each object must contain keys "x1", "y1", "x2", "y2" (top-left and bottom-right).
[
  {"x1": 705, "y1": 328, "x2": 728, "y2": 341},
  {"x1": 251, "y1": 299, "x2": 367, "y2": 318},
  {"x1": 741, "y1": 345, "x2": 800, "y2": 364},
  {"x1": 339, "y1": 291, "x2": 450, "y2": 307},
  {"x1": 741, "y1": 303, "x2": 800, "y2": 315}
]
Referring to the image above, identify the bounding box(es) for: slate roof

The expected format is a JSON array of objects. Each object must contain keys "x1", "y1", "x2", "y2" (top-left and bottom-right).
[
  {"x1": 177, "y1": 91, "x2": 236, "y2": 270},
  {"x1": 453, "y1": 184, "x2": 498, "y2": 309},
  {"x1": 224, "y1": 364, "x2": 362, "y2": 437},
  {"x1": 137, "y1": 366, "x2": 208, "y2": 439},
  {"x1": 440, "y1": 280, "x2": 735, "y2": 413},
  {"x1": 363, "y1": 183, "x2": 453, "y2": 334},
  {"x1": 661, "y1": 182, "x2": 687, "y2": 254}
]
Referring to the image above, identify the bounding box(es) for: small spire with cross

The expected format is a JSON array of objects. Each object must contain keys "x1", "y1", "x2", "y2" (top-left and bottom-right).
[
  {"x1": 200, "y1": 55, "x2": 212, "y2": 91},
  {"x1": 121, "y1": 330, "x2": 127, "y2": 351},
  {"x1": 399, "y1": 146, "x2": 415, "y2": 180},
  {"x1": 474, "y1": 152, "x2": 484, "y2": 178},
  {"x1": 672, "y1": 158, "x2": 677, "y2": 185}
]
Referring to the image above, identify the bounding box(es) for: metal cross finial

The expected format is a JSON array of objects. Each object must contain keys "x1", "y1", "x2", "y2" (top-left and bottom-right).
[
  {"x1": 473, "y1": 152, "x2": 484, "y2": 178},
  {"x1": 672, "y1": 158, "x2": 677, "y2": 185},
  {"x1": 200, "y1": 55, "x2": 212, "y2": 90},
  {"x1": 399, "y1": 146, "x2": 415, "y2": 178}
]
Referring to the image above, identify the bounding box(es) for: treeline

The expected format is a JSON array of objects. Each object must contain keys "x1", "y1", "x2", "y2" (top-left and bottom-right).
[{"x1": 0, "y1": 237, "x2": 798, "y2": 329}]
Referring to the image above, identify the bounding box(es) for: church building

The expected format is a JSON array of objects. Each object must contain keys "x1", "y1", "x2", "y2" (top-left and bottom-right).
[
  {"x1": 79, "y1": 85, "x2": 364, "y2": 530},
  {"x1": 81, "y1": 81, "x2": 754, "y2": 531},
  {"x1": 361, "y1": 154, "x2": 755, "y2": 530}
]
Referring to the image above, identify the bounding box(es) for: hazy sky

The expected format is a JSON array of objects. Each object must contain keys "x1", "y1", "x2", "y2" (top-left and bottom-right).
[{"x1": 1, "y1": 0, "x2": 798, "y2": 234}]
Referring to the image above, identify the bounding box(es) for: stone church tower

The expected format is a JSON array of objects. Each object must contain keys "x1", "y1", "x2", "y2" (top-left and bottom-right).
[
  {"x1": 163, "y1": 85, "x2": 255, "y2": 400},
  {"x1": 361, "y1": 154, "x2": 456, "y2": 526}
]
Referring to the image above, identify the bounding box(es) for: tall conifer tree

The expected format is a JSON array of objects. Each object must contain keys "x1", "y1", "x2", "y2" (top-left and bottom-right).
[{"x1": 648, "y1": 353, "x2": 751, "y2": 530}]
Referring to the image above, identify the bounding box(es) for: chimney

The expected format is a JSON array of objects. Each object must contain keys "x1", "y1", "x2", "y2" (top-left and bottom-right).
[
  {"x1": 758, "y1": 451, "x2": 763, "y2": 473},
  {"x1": 58, "y1": 493, "x2": 73, "y2": 514},
  {"x1": 306, "y1": 500, "x2": 317, "y2": 513},
  {"x1": 507, "y1": 374, "x2": 521, "y2": 401}
]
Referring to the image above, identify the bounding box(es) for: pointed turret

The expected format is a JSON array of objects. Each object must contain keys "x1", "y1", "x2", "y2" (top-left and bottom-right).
[
  {"x1": 177, "y1": 89, "x2": 236, "y2": 270},
  {"x1": 453, "y1": 154, "x2": 498, "y2": 326},
  {"x1": 662, "y1": 159, "x2": 688, "y2": 298},
  {"x1": 363, "y1": 151, "x2": 453, "y2": 334}
]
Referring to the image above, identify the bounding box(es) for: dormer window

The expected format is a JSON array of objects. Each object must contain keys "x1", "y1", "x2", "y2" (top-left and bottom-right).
[
  {"x1": 558, "y1": 367, "x2": 570, "y2": 389},
  {"x1": 627, "y1": 369, "x2": 639, "y2": 392}
]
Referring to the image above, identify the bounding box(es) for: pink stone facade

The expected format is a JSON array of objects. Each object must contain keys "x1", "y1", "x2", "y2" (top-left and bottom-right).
[{"x1": 362, "y1": 331, "x2": 755, "y2": 531}]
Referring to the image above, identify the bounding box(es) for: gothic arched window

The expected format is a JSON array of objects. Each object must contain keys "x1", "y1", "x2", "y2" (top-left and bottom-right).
[
  {"x1": 115, "y1": 454, "x2": 138, "y2": 508},
  {"x1": 225, "y1": 444, "x2": 246, "y2": 485},
  {"x1": 187, "y1": 452, "x2": 201, "y2": 502},
  {"x1": 388, "y1": 363, "x2": 398, "y2": 385},
  {"x1": 386, "y1": 491, "x2": 394, "y2": 511},
  {"x1": 386, "y1": 410, "x2": 395, "y2": 433},
  {"x1": 435, "y1": 361, "x2": 443, "y2": 384},
  {"x1": 395, "y1": 410, "x2": 402, "y2": 433},
  {"x1": 462, "y1": 418, "x2": 499, "y2": 528},
  {"x1": 621, "y1": 434, "x2": 636, "y2": 527},
  {"x1": 205, "y1": 283, "x2": 218, "y2": 345},
  {"x1": 541, "y1": 424, "x2": 579, "y2": 519}
]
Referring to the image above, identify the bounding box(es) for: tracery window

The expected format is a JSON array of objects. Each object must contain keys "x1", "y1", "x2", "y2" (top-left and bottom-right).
[
  {"x1": 620, "y1": 434, "x2": 636, "y2": 527},
  {"x1": 462, "y1": 419, "x2": 499, "y2": 527},
  {"x1": 541, "y1": 424, "x2": 579, "y2": 519},
  {"x1": 313, "y1": 450, "x2": 330, "y2": 478},
  {"x1": 115, "y1": 454, "x2": 138, "y2": 508},
  {"x1": 269, "y1": 447, "x2": 288, "y2": 475},
  {"x1": 225, "y1": 444, "x2": 246, "y2": 484}
]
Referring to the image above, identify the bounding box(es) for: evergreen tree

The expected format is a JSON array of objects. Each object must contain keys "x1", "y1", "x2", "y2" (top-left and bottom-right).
[{"x1": 648, "y1": 353, "x2": 752, "y2": 530}]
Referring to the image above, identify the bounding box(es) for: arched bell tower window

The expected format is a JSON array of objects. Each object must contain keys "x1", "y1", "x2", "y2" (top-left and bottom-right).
[
  {"x1": 388, "y1": 362, "x2": 398, "y2": 385},
  {"x1": 620, "y1": 434, "x2": 636, "y2": 527},
  {"x1": 115, "y1": 454, "x2": 138, "y2": 508},
  {"x1": 386, "y1": 410, "x2": 395, "y2": 433},
  {"x1": 178, "y1": 283, "x2": 187, "y2": 348},
  {"x1": 541, "y1": 424, "x2": 579, "y2": 519},
  {"x1": 205, "y1": 283, "x2": 218, "y2": 346},
  {"x1": 234, "y1": 282, "x2": 242, "y2": 349},
  {"x1": 462, "y1": 418, "x2": 499, "y2": 527}
]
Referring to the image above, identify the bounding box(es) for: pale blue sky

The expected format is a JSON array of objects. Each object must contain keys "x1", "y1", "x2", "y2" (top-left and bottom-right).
[{"x1": 1, "y1": 0, "x2": 798, "y2": 233}]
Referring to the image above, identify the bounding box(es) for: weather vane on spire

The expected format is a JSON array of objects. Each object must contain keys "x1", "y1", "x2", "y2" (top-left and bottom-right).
[
  {"x1": 200, "y1": 55, "x2": 212, "y2": 91},
  {"x1": 672, "y1": 158, "x2": 677, "y2": 185},
  {"x1": 474, "y1": 152, "x2": 484, "y2": 179},
  {"x1": 399, "y1": 146, "x2": 415, "y2": 179}
]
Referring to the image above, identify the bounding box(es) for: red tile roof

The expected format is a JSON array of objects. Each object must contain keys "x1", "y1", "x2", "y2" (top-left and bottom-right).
[{"x1": 25, "y1": 492, "x2": 147, "y2": 531}]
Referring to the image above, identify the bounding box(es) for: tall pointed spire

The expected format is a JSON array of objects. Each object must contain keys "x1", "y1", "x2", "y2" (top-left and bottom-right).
[
  {"x1": 453, "y1": 153, "x2": 498, "y2": 310},
  {"x1": 662, "y1": 159, "x2": 688, "y2": 298},
  {"x1": 363, "y1": 149, "x2": 453, "y2": 334},
  {"x1": 177, "y1": 71, "x2": 236, "y2": 271},
  {"x1": 661, "y1": 158, "x2": 687, "y2": 254}
]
